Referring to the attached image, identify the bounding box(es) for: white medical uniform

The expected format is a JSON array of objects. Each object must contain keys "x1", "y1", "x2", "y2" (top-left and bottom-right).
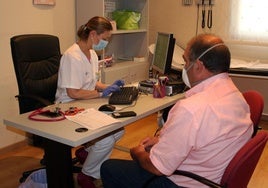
[
  {"x1": 55, "y1": 43, "x2": 124, "y2": 179},
  {"x1": 55, "y1": 43, "x2": 99, "y2": 103}
]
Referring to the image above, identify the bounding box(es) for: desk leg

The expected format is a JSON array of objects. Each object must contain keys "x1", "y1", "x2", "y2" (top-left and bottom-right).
[{"x1": 44, "y1": 139, "x2": 74, "y2": 188}]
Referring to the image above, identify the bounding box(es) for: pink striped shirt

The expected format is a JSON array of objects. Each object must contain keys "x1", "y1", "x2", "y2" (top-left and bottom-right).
[{"x1": 150, "y1": 73, "x2": 253, "y2": 187}]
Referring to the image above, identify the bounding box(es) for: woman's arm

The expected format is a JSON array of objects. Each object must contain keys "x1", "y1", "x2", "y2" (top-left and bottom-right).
[
  {"x1": 66, "y1": 88, "x2": 100, "y2": 99},
  {"x1": 95, "y1": 81, "x2": 108, "y2": 91}
]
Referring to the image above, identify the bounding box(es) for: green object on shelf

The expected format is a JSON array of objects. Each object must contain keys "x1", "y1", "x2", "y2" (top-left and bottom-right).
[{"x1": 112, "y1": 10, "x2": 141, "y2": 30}]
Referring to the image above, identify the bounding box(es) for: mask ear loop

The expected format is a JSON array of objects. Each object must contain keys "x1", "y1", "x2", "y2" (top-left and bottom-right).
[
  {"x1": 196, "y1": 43, "x2": 225, "y2": 61},
  {"x1": 185, "y1": 61, "x2": 196, "y2": 72}
]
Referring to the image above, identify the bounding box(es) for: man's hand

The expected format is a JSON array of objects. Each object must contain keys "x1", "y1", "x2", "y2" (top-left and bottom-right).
[
  {"x1": 130, "y1": 136, "x2": 162, "y2": 176},
  {"x1": 140, "y1": 136, "x2": 159, "y2": 152},
  {"x1": 130, "y1": 144, "x2": 146, "y2": 161}
]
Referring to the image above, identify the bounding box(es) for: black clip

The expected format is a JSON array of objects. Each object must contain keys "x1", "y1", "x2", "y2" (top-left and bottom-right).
[{"x1": 207, "y1": 0, "x2": 213, "y2": 29}]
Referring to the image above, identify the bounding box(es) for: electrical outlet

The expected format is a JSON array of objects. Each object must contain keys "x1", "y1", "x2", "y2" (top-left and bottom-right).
[
  {"x1": 195, "y1": 0, "x2": 215, "y2": 5},
  {"x1": 182, "y1": 0, "x2": 193, "y2": 6}
]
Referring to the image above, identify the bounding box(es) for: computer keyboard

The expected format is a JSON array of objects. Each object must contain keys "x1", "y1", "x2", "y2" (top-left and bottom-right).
[{"x1": 108, "y1": 86, "x2": 139, "y2": 105}]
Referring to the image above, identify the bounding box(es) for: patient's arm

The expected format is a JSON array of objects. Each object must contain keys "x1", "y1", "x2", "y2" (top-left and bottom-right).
[{"x1": 130, "y1": 137, "x2": 162, "y2": 176}]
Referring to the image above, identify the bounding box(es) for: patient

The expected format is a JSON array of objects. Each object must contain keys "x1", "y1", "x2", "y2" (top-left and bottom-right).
[{"x1": 100, "y1": 34, "x2": 253, "y2": 188}]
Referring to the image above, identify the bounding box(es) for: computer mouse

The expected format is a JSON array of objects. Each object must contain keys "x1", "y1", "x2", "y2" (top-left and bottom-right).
[{"x1": 98, "y1": 104, "x2": 116, "y2": 112}]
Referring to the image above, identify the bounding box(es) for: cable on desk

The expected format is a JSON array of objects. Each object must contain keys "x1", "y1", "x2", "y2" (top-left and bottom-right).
[{"x1": 115, "y1": 92, "x2": 141, "y2": 112}]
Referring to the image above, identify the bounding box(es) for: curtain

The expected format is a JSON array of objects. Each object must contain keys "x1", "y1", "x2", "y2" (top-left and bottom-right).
[{"x1": 230, "y1": 0, "x2": 268, "y2": 44}]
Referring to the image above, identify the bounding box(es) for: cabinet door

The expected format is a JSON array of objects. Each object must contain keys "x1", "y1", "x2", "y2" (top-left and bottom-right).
[{"x1": 106, "y1": 32, "x2": 148, "y2": 60}]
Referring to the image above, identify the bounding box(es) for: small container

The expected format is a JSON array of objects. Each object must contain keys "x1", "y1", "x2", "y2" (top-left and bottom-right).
[{"x1": 153, "y1": 84, "x2": 166, "y2": 98}]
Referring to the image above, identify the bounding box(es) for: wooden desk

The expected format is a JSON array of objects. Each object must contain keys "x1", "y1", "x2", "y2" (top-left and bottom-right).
[{"x1": 3, "y1": 93, "x2": 184, "y2": 188}]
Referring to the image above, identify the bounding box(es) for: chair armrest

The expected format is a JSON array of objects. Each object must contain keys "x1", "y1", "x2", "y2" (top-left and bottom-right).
[
  {"x1": 173, "y1": 170, "x2": 224, "y2": 188},
  {"x1": 15, "y1": 94, "x2": 53, "y2": 107}
]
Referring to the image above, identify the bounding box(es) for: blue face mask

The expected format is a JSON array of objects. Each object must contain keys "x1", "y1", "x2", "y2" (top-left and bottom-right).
[{"x1": 93, "y1": 39, "x2": 108, "y2": 51}]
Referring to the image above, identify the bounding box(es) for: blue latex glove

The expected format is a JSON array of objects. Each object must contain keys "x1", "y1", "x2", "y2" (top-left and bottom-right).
[
  {"x1": 112, "y1": 79, "x2": 125, "y2": 87},
  {"x1": 102, "y1": 85, "x2": 120, "y2": 97}
]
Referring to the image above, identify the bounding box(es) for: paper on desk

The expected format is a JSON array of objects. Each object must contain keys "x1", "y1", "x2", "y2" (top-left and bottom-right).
[{"x1": 65, "y1": 108, "x2": 120, "y2": 130}]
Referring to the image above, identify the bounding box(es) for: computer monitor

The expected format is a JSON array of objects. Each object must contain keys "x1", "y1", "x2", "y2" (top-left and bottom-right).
[{"x1": 151, "y1": 32, "x2": 176, "y2": 76}]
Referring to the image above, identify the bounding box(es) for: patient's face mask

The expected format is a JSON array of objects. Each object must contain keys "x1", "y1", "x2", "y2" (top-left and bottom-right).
[
  {"x1": 182, "y1": 63, "x2": 194, "y2": 88},
  {"x1": 93, "y1": 39, "x2": 108, "y2": 51}
]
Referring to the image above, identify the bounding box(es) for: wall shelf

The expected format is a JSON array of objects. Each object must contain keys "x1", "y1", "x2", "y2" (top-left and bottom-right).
[{"x1": 76, "y1": 0, "x2": 149, "y2": 84}]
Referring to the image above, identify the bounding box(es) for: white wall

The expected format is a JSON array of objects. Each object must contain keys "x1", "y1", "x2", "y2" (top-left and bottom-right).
[
  {"x1": 0, "y1": 1, "x2": 76, "y2": 149},
  {"x1": 149, "y1": 0, "x2": 230, "y2": 49},
  {"x1": 149, "y1": 0, "x2": 268, "y2": 61}
]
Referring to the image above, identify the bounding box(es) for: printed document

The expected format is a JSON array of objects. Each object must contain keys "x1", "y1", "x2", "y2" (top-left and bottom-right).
[{"x1": 65, "y1": 108, "x2": 120, "y2": 130}]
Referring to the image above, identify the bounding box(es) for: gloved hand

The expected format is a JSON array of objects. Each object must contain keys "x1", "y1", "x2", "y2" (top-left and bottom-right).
[
  {"x1": 102, "y1": 85, "x2": 120, "y2": 97},
  {"x1": 112, "y1": 79, "x2": 125, "y2": 87}
]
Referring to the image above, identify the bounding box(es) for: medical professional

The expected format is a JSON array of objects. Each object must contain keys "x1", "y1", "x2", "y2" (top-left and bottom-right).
[
  {"x1": 100, "y1": 34, "x2": 253, "y2": 188},
  {"x1": 55, "y1": 16, "x2": 124, "y2": 188}
]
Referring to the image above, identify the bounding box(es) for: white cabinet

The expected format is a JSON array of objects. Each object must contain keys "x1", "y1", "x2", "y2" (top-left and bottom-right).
[{"x1": 76, "y1": 0, "x2": 149, "y2": 84}]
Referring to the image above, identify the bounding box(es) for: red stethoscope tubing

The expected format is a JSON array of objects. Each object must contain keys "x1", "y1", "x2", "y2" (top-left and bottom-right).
[{"x1": 28, "y1": 108, "x2": 66, "y2": 122}]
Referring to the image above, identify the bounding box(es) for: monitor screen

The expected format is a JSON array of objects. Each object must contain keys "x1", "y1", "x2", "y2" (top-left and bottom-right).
[{"x1": 151, "y1": 32, "x2": 175, "y2": 75}]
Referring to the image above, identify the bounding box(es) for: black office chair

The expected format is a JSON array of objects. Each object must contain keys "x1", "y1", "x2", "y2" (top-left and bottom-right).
[
  {"x1": 10, "y1": 34, "x2": 80, "y2": 182},
  {"x1": 11, "y1": 34, "x2": 60, "y2": 115}
]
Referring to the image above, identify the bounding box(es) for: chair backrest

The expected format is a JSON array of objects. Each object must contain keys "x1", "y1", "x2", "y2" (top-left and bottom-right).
[
  {"x1": 242, "y1": 90, "x2": 264, "y2": 137},
  {"x1": 10, "y1": 34, "x2": 61, "y2": 114},
  {"x1": 220, "y1": 131, "x2": 268, "y2": 188}
]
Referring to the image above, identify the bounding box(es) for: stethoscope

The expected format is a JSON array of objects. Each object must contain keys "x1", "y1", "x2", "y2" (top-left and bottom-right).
[
  {"x1": 201, "y1": 0, "x2": 213, "y2": 29},
  {"x1": 28, "y1": 108, "x2": 65, "y2": 122},
  {"x1": 28, "y1": 107, "x2": 85, "y2": 122}
]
